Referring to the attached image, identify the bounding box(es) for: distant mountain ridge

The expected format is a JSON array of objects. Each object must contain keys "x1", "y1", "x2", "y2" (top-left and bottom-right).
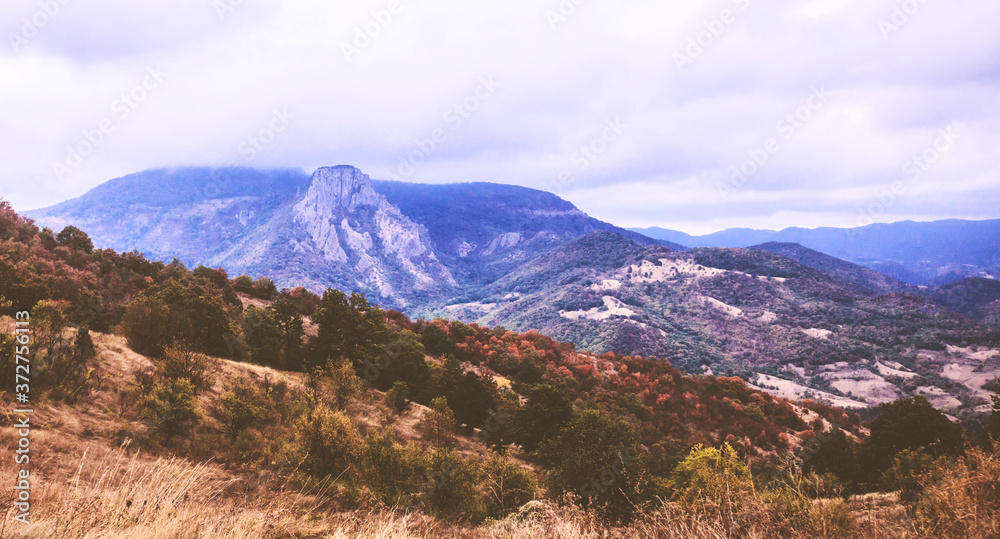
[
  {"x1": 435, "y1": 231, "x2": 1000, "y2": 414},
  {"x1": 632, "y1": 220, "x2": 1000, "y2": 286},
  {"x1": 27, "y1": 165, "x2": 671, "y2": 307}
]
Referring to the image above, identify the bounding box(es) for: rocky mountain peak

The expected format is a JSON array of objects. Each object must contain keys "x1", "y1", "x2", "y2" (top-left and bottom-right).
[{"x1": 303, "y1": 165, "x2": 382, "y2": 214}]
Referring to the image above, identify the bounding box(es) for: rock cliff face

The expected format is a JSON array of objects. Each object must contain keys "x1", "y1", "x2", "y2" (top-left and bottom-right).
[{"x1": 290, "y1": 166, "x2": 455, "y2": 302}]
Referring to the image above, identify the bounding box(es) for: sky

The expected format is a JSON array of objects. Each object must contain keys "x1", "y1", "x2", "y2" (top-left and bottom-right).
[{"x1": 1, "y1": 0, "x2": 998, "y2": 235}]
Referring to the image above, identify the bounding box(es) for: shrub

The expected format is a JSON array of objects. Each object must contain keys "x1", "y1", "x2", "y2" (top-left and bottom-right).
[
  {"x1": 857, "y1": 396, "x2": 965, "y2": 488},
  {"x1": 539, "y1": 410, "x2": 641, "y2": 522},
  {"x1": 154, "y1": 344, "x2": 217, "y2": 392},
  {"x1": 294, "y1": 405, "x2": 364, "y2": 481},
  {"x1": 251, "y1": 276, "x2": 277, "y2": 300},
  {"x1": 883, "y1": 448, "x2": 940, "y2": 506},
  {"x1": 141, "y1": 378, "x2": 201, "y2": 444},
  {"x1": 511, "y1": 383, "x2": 573, "y2": 453},
  {"x1": 481, "y1": 453, "x2": 537, "y2": 519},
  {"x1": 361, "y1": 430, "x2": 428, "y2": 508},
  {"x1": 387, "y1": 381, "x2": 409, "y2": 413},
  {"x1": 421, "y1": 451, "x2": 485, "y2": 523},
  {"x1": 31, "y1": 300, "x2": 99, "y2": 401},
  {"x1": 242, "y1": 306, "x2": 282, "y2": 366},
  {"x1": 670, "y1": 443, "x2": 753, "y2": 506},
  {"x1": 212, "y1": 375, "x2": 268, "y2": 442},
  {"x1": 55, "y1": 225, "x2": 93, "y2": 253},
  {"x1": 232, "y1": 275, "x2": 253, "y2": 293},
  {"x1": 419, "y1": 397, "x2": 456, "y2": 448}
]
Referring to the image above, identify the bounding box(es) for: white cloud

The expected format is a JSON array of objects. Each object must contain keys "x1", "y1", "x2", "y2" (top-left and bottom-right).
[{"x1": 0, "y1": 0, "x2": 997, "y2": 235}]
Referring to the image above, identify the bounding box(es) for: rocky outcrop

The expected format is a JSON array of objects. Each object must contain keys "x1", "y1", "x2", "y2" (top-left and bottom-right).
[{"x1": 291, "y1": 166, "x2": 455, "y2": 304}]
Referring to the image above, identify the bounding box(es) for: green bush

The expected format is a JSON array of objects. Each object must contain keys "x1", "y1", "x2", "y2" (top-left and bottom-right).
[
  {"x1": 212, "y1": 375, "x2": 268, "y2": 442},
  {"x1": 481, "y1": 453, "x2": 537, "y2": 519},
  {"x1": 154, "y1": 344, "x2": 217, "y2": 392},
  {"x1": 421, "y1": 450, "x2": 485, "y2": 523},
  {"x1": 141, "y1": 378, "x2": 201, "y2": 444},
  {"x1": 670, "y1": 443, "x2": 753, "y2": 505},
  {"x1": 294, "y1": 405, "x2": 364, "y2": 481},
  {"x1": 118, "y1": 296, "x2": 171, "y2": 357},
  {"x1": 361, "y1": 430, "x2": 428, "y2": 508},
  {"x1": 387, "y1": 381, "x2": 409, "y2": 413},
  {"x1": 419, "y1": 397, "x2": 456, "y2": 448},
  {"x1": 232, "y1": 275, "x2": 254, "y2": 293}
]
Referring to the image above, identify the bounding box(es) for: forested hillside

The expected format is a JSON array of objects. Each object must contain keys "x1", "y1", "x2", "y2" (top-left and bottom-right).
[{"x1": 4, "y1": 200, "x2": 1000, "y2": 536}]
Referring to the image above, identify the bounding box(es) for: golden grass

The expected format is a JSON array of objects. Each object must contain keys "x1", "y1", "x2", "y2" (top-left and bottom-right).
[{"x1": 2, "y1": 325, "x2": 996, "y2": 538}]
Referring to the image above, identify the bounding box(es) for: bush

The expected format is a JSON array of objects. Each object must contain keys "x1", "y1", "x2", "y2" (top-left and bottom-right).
[
  {"x1": 539, "y1": 410, "x2": 642, "y2": 522},
  {"x1": 232, "y1": 275, "x2": 253, "y2": 293},
  {"x1": 361, "y1": 430, "x2": 428, "y2": 508},
  {"x1": 118, "y1": 296, "x2": 171, "y2": 357},
  {"x1": 512, "y1": 383, "x2": 573, "y2": 453},
  {"x1": 32, "y1": 300, "x2": 99, "y2": 401},
  {"x1": 251, "y1": 277, "x2": 277, "y2": 300},
  {"x1": 857, "y1": 396, "x2": 965, "y2": 488},
  {"x1": 212, "y1": 375, "x2": 268, "y2": 442},
  {"x1": 421, "y1": 451, "x2": 485, "y2": 522},
  {"x1": 670, "y1": 443, "x2": 753, "y2": 506},
  {"x1": 242, "y1": 306, "x2": 281, "y2": 366},
  {"x1": 387, "y1": 381, "x2": 409, "y2": 413},
  {"x1": 294, "y1": 405, "x2": 364, "y2": 481},
  {"x1": 481, "y1": 453, "x2": 537, "y2": 519},
  {"x1": 154, "y1": 344, "x2": 217, "y2": 392},
  {"x1": 883, "y1": 448, "x2": 939, "y2": 505},
  {"x1": 141, "y1": 378, "x2": 201, "y2": 444},
  {"x1": 55, "y1": 225, "x2": 93, "y2": 253},
  {"x1": 419, "y1": 397, "x2": 456, "y2": 448}
]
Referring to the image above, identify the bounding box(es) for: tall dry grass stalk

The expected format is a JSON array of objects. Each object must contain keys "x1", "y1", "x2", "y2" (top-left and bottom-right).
[
  {"x1": 1, "y1": 445, "x2": 329, "y2": 539},
  {"x1": 912, "y1": 447, "x2": 1000, "y2": 538}
]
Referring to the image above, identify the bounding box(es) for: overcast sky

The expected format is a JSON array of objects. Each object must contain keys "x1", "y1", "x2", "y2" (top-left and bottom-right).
[{"x1": 1, "y1": 0, "x2": 998, "y2": 234}]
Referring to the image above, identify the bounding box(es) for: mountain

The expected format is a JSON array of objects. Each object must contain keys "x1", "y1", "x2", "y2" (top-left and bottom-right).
[
  {"x1": 27, "y1": 166, "x2": 670, "y2": 308},
  {"x1": 925, "y1": 277, "x2": 1000, "y2": 315},
  {"x1": 28, "y1": 166, "x2": 456, "y2": 306},
  {"x1": 371, "y1": 180, "x2": 683, "y2": 287},
  {"x1": 436, "y1": 231, "x2": 1000, "y2": 414},
  {"x1": 631, "y1": 220, "x2": 1000, "y2": 286},
  {"x1": 751, "y1": 242, "x2": 909, "y2": 295}
]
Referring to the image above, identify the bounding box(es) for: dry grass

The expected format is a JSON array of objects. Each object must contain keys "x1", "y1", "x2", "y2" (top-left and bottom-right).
[
  {"x1": 0, "y1": 445, "x2": 338, "y2": 538},
  {"x1": 2, "y1": 324, "x2": 996, "y2": 538},
  {"x1": 0, "y1": 444, "x2": 988, "y2": 539}
]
